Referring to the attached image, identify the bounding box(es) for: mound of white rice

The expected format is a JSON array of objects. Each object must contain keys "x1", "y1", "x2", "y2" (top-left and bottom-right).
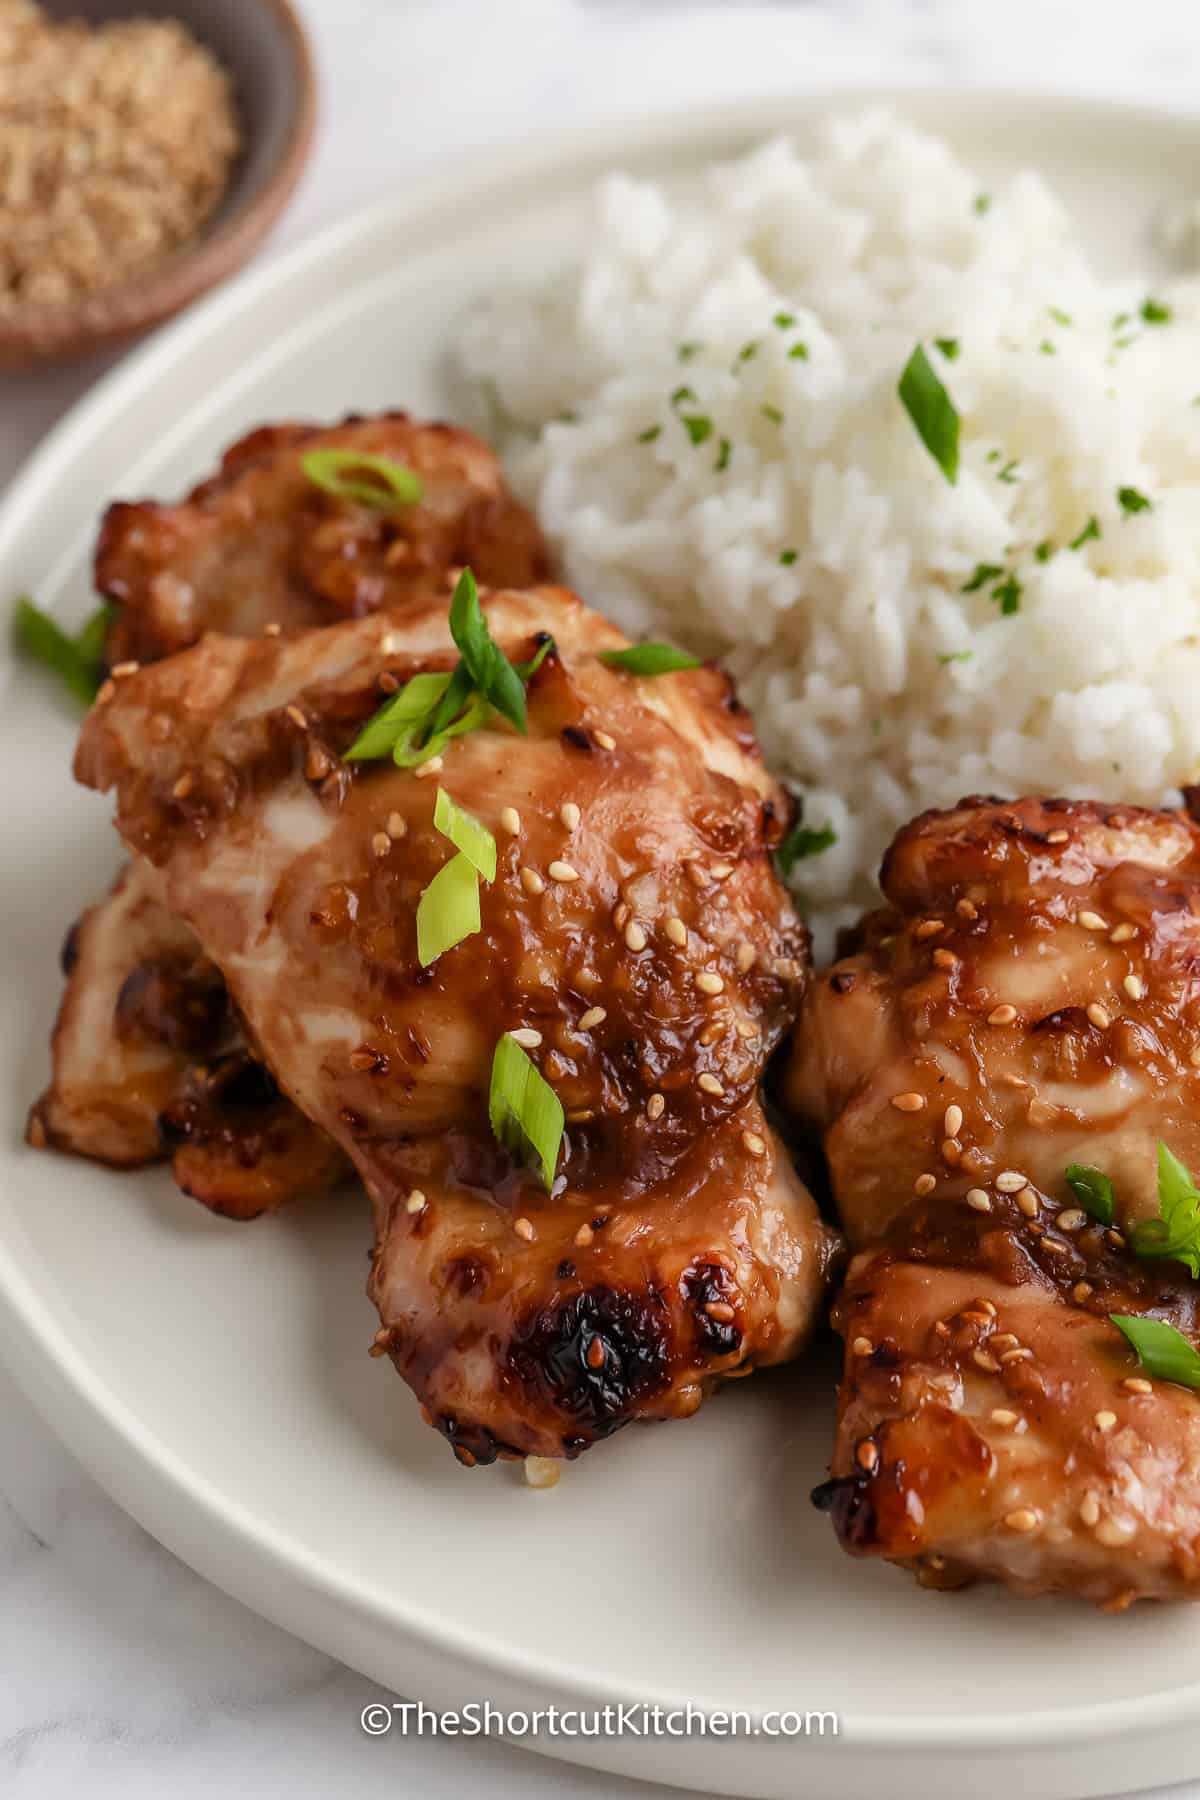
[{"x1": 458, "y1": 112, "x2": 1200, "y2": 949}]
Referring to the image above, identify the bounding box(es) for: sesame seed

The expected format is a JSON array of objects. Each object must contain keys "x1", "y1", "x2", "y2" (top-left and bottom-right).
[
  {"x1": 1000, "y1": 1347, "x2": 1033, "y2": 1364},
  {"x1": 943, "y1": 1104, "x2": 964, "y2": 1138},
  {"x1": 976, "y1": 1299, "x2": 997, "y2": 1316},
  {"x1": 773, "y1": 957, "x2": 803, "y2": 981},
  {"x1": 524, "y1": 1456, "x2": 560, "y2": 1490},
  {"x1": 566, "y1": 1109, "x2": 594, "y2": 1124},
  {"x1": 942, "y1": 1138, "x2": 962, "y2": 1165},
  {"x1": 891, "y1": 1091, "x2": 926, "y2": 1113},
  {"x1": 742, "y1": 1130, "x2": 766, "y2": 1157},
  {"x1": 1004, "y1": 1508, "x2": 1040, "y2": 1533},
  {"x1": 624, "y1": 921, "x2": 647, "y2": 952},
  {"x1": 973, "y1": 1348, "x2": 1000, "y2": 1372},
  {"x1": 735, "y1": 1020, "x2": 760, "y2": 1040},
  {"x1": 1123, "y1": 973, "x2": 1145, "y2": 1001},
  {"x1": 686, "y1": 862, "x2": 709, "y2": 888},
  {"x1": 933, "y1": 1320, "x2": 951, "y2": 1339},
  {"x1": 96, "y1": 679, "x2": 116, "y2": 704},
  {"x1": 574, "y1": 1223, "x2": 594, "y2": 1247},
  {"x1": 1079, "y1": 1494, "x2": 1101, "y2": 1527},
  {"x1": 1095, "y1": 1517, "x2": 1136, "y2": 1546},
  {"x1": 1072, "y1": 1281, "x2": 1093, "y2": 1302},
  {"x1": 852, "y1": 1336, "x2": 873, "y2": 1357},
  {"x1": 646, "y1": 1093, "x2": 665, "y2": 1121},
  {"x1": 1046, "y1": 829, "x2": 1069, "y2": 844},
  {"x1": 696, "y1": 970, "x2": 724, "y2": 995},
  {"x1": 914, "y1": 919, "x2": 945, "y2": 939},
  {"x1": 578, "y1": 1007, "x2": 606, "y2": 1031},
  {"x1": 520, "y1": 867, "x2": 545, "y2": 896},
  {"x1": 414, "y1": 756, "x2": 443, "y2": 778},
  {"x1": 511, "y1": 1028, "x2": 542, "y2": 1049},
  {"x1": 613, "y1": 902, "x2": 631, "y2": 929},
  {"x1": 513, "y1": 1216, "x2": 535, "y2": 1241},
  {"x1": 405, "y1": 1189, "x2": 426, "y2": 1214},
  {"x1": 1122, "y1": 1376, "x2": 1153, "y2": 1395},
  {"x1": 1109, "y1": 923, "x2": 1136, "y2": 943},
  {"x1": 990, "y1": 1334, "x2": 1019, "y2": 1351},
  {"x1": 371, "y1": 831, "x2": 391, "y2": 859},
  {"x1": 1094, "y1": 1410, "x2": 1117, "y2": 1432},
  {"x1": 990, "y1": 1409, "x2": 1018, "y2": 1426},
  {"x1": 710, "y1": 862, "x2": 735, "y2": 881},
  {"x1": 171, "y1": 772, "x2": 194, "y2": 799},
  {"x1": 594, "y1": 730, "x2": 616, "y2": 750},
  {"x1": 914, "y1": 1173, "x2": 937, "y2": 1196},
  {"x1": 548, "y1": 860, "x2": 579, "y2": 884},
  {"x1": 1057, "y1": 1208, "x2": 1086, "y2": 1232},
  {"x1": 500, "y1": 806, "x2": 521, "y2": 836},
  {"x1": 665, "y1": 917, "x2": 688, "y2": 948},
  {"x1": 987, "y1": 1004, "x2": 1017, "y2": 1026},
  {"x1": 387, "y1": 812, "x2": 407, "y2": 840},
  {"x1": 932, "y1": 948, "x2": 958, "y2": 970},
  {"x1": 348, "y1": 1046, "x2": 381, "y2": 1072},
  {"x1": 705, "y1": 1300, "x2": 735, "y2": 1323},
  {"x1": 856, "y1": 1441, "x2": 879, "y2": 1473},
  {"x1": 966, "y1": 1189, "x2": 992, "y2": 1212},
  {"x1": 1192, "y1": 1046, "x2": 1200, "y2": 1068},
  {"x1": 1086, "y1": 1003, "x2": 1111, "y2": 1029},
  {"x1": 560, "y1": 802, "x2": 581, "y2": 831},
  {"x1": 305, "y1": 746, "x2": 332, "y2": 781},
  {"x1": 995, "y1": 1171, "x2": 1026, "y2": 1193},
  {"x1": 110, "y1": 659, "x2": 139, "y2": 678},
  {"x1": 735, "y1": 940, "x2": 756, "y2": 972},
  {"x1": 285, "y1": 705, "x2": 307, "y2": 730},
  {"x1": 956, "y1": 898, "x2": 979, "y2": 920},
  {"x1": 1108, "y1": 1228, "x2": 1126, "y2": 1249},
  {"x1": 1078, "y1": 911, "x2": 1107, "y2": 931},
  {"x1": 698, "y1": 1073, "x2": 724, "y2": 1096}
]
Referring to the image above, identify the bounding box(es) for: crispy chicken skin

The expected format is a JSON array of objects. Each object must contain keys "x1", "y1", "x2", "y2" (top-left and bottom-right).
[
  {"x1": 97, "y1": 413, "x2": 548, "y2": 667},
  {"x1": 27, "y1": 860, "x2": 348, "y2": 1216},
  {"x1": 75, "y1": 585, "x2": 838, "y2": 1461},
  {"x1": 787, "y1": 796, "x2": 1200, "y2": 1604}
]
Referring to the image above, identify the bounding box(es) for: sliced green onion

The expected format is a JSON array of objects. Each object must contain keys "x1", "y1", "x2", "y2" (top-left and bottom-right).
[
  {"x1": 393, "y1": 690, "x2": 491, "y2": 768},
  {"x1": 1109, "y1": 1315, "x2": 1200, "y2": 1388},
  {"x1": 14, "y1": 596, "x2": 112, "y2": 708},
  {"x1": 344, "y1": 671, "x2": 453, "y2": 762},
  {"x1": 934, "y1": 337, "x2": 960, "y2": 361},
  {"x1": 682, "y1": 414, "x2": 712, "y2": 446},
  {"x1": 448, "y1": 568, "x2": 527, "y2": 735},
  {"x1": 898, "y1": 344, "x2": 959, "y2": 484},
  {"x1": 489, "y1": 1031, "x2": 564, "y2": 1192},
  {"x1": 514, "y1": 636, "x2": 556, "y2": 681},
  {"x1": 1117, "y1": 485, "x2": 1152, "y2": 516},
  {"x1": 433, "y1": 788, "x2": 496, "y2": 881},
  {"x1": 416, "y1": 851, "x2": 480, "y2": 967},
  {"x1": 961, "y1": 563, "x2": 1004, "y2": 594},
  {"x1": 1069, "y1": 515, "x2": 1101, "y2": 550},
  {"x1": 599, "y1": 642, "x2": 701, "y2": 676},
  {"x1": 1130, "y1": 1142, "x2": 1200, "y2": 1277},
  {"x1": 300, "y1": 448, "x2": 424, "y2": 509},
  {"x1": 1064, "y1": 1164, "x2": 1113, "y2": 1225},
  {"x1": 1141, "y1": 297, "x2": 1172, "y2": 325},
  {"x1": 776, "y1": 820, "x2": 836, "y2": 877}
]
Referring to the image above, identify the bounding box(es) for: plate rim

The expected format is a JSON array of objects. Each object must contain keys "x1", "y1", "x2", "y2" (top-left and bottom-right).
[{"x1": 4, "y1": 82, "x2": 1200, "y2": 1786}]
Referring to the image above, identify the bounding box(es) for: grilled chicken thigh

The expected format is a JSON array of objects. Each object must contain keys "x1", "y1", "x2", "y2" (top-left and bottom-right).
[
  {"x1": 99, "y1": 413, "x2": 548, "y2": 666},
  {"x1": 32, "y1": 412, "x2": 545, "y2": 1205},
  {"x1": 76, "y1": 584, "x2": 838, "y2": 1461},
  {"x1": 787, "y1": 796, "x2": 1200, "y2": 1604}
]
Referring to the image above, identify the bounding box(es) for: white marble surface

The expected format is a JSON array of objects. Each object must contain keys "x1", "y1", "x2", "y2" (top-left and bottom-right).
[{"x1": 6, "y1": 0, "x2": 1200, "y2": 1794}]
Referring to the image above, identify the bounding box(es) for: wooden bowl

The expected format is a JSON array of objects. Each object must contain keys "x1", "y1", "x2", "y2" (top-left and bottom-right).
[{"x1": 0, "y1": 0, "x2": 317, "y2": 368}]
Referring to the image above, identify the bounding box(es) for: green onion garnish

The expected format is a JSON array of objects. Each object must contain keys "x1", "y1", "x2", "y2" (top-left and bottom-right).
[
  {"x1": 1034, "y1": 541, "x2": 1056, "y2": 563},
  {"x1": 787, "y1": 342, "x2": 809, "y2": 361},
  {"x1": 1109, "y1": 1315, "x2": 1200, "y2": 1389},
  {"x1": 1069, "y1": 515, "x2": 1101, "y2": 550},
  {"x1": 996, "y1": 460, "x2": 1020, "y2": 485},
  {"x1": 714, "y1": 437, "x2": 731, "y2": 473},
  {"x1": 961, "y1": 563, "x2": 1004, "y2": 593},
  {"x1": 1049, "y1": 307, "x2": 1073, "y2": 327},
  {"x1": 1117, "y1": 486, "x2": 1152, "y2": 516},
  {"x1": 1130, "y1": 1143, "x2": 1200, "y2": 1276},
  {"x1": 416, "y1": 851, "x2": 480, "y2": 967},
  {"x1": 773, "y1": 311, "x2": 796, "y2": 329},
  {"x1": 447, "y1": 568, "x2": 528, "y2": 735},
  {"x1": 599, "y1": 642, "x2": 701, "y2": 676},
  {"x1": 300, "y1": 448, "x2": 423, "y2": 510},
  {"x1": 761, "y1": 404, "x2": 784, "y2": 425},
  {"x1": 973, "y1": 192, "x2": 991, "y2": 215},
  {"x1": 433, "y1": 788, "x2": 496, "y2": 882},
  {"x1": 898, "y1": 344, "x2": 959, "y2": 484},
  {"x1": 938, "y1": 650, "x2": 973, "y2": 665},
  {"x1": 779, "y1": 549, "x2": 798, "y2": 566},
  {"x1": 1141, "y1": 297, "x2": 1172, "y2": 325},
  {"x1": 992, "y1": 574, "x2": 1022, "y2": 616},
  {"x1": 637, "y1": 425, "x2": 662, "y2": 444},
  {"x1": 14, "y1": 596, "x2": 113, "y2": 708},
  {"x1": 776, "y1": 820, "x2": 836, "y2": 877},
  {"x1": 489, "y1": 1032, "x2": 564, "y2": 1192},
  {"x1": 934, "y1": 337, "x2": 960, "y2": 361},
  {"x1": 1064, "y1": 1164, "x2": 1114, "y2": 1225},
  {"x1": 344, "y1": 671, "x2": 453, "y2": 763},
  {"x1": 682, "y1": 415, "x2": 713, "y2": 446}
]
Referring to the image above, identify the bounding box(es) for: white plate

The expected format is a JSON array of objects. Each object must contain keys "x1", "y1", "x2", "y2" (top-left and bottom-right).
[{"x1": 3, "y1": 90, "x2": 1200, "y2": 1800}]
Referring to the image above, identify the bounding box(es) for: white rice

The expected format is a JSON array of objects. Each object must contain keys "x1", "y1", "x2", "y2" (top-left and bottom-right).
[{"x1": 457, "y1": 112, "x2": 1200, "y2": 950}]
